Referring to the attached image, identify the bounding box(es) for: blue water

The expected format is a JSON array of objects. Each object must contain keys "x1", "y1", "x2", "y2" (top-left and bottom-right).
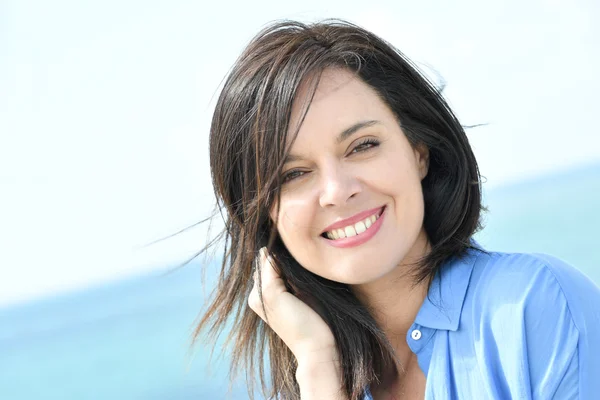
[{"x1": 1, "y1": 163, "x2": 599, "y2": 399}]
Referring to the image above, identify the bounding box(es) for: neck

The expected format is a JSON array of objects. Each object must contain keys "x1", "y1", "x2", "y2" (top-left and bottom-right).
[{"x1": 352, "y1": 229, "x2": 431, "y2": 346}]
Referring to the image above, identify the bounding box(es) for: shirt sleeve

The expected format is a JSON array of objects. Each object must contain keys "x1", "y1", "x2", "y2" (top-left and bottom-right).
[
  {"x1": 519, "y1": 262, "x2": 580, "y2": 399},
  {"x1": 475, "y1": 255, "x2": 581, "y2": 399}
]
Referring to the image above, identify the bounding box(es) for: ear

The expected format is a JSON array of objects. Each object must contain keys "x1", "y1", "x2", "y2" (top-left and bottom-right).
[{"x1": 414, "y1": 143, "x2": 430, "y2": 180}]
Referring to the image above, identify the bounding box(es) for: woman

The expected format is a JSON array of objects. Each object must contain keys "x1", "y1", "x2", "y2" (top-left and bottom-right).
[{"x1": 196, "y1": 19, "x2": 600, "y2": 399}]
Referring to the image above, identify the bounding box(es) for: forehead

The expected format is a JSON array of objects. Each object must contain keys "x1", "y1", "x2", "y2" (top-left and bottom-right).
[{"x1": 287, "y1": 68, "x2": 389, "y2": 147}]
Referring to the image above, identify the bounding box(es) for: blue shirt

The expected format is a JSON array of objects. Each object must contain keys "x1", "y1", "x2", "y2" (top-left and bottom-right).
[{"x1": 364, "y1": 245, "x2": 600, "y2": 399}]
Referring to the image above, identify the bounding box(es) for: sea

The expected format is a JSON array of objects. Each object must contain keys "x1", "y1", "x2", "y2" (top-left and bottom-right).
[{"x1": 1, "y1": 163, "x2": 599, "y2": 400}]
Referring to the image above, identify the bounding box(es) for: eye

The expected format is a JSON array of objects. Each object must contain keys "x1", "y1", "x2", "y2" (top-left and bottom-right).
[
  {"x1": 351, "y1": 138, "x2": 380, "y2": 154},
  {"x1": 282, "y1": 169, "x2": 307, "y2": 183}
]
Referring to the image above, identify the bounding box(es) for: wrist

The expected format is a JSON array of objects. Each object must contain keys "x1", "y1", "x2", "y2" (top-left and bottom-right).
[
  {"x1": 296, "y1": 353, "x2": 346, "y2": 400},
  {"x1": 295, "y1": 355, "x2": 340, "y2": 378}
]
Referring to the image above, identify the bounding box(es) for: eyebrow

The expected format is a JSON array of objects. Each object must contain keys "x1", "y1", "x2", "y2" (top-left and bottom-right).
[
  {"x1": 284, "y1": 119, "x2": 381, "y2": 163},
  {"x1": 336, "y1": 120, "x2": 380, "y2": 144}
]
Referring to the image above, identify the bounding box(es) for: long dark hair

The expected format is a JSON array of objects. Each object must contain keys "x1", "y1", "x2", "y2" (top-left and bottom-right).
[{"x1": 194, "y1": 19, "x2": 484, "y2": 400}]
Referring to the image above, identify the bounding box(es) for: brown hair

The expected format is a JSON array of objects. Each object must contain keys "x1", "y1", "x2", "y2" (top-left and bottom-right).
[{"x1": 194, "y1": 19, "x2": 483, "y2": 400}]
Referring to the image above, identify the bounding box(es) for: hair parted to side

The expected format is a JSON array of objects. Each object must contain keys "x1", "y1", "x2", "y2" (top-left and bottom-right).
[{"x1": 194, "y1": 19, "x2": 484, "y2": 400}]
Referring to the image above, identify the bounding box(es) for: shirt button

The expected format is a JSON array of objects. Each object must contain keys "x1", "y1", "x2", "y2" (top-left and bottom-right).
[{"x1": 411, "y1": 329, "x2": 422, "y2": 340}]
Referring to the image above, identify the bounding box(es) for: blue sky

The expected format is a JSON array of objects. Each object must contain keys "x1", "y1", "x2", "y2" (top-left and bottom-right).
[{"x1": 1, "y1": 0, "x2": 599, "y2": 306}]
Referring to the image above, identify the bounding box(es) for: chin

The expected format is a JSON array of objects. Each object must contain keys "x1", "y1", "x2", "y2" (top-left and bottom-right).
[{"x1": 323, "y1": 257, "x2": 398, "y2": 285}]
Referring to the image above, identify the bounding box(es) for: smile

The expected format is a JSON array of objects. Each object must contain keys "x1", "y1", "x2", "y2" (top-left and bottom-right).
[
  {"x1": 324, "y1": 212, "x2": 380, "y2": 239},
  {"x1": 321, "y1": 206, "x2": 386, "y2": 248}
]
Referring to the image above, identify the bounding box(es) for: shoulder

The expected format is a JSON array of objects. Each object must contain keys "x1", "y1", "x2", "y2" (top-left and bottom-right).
[
  {"x1": 468, "y1": 249, "x2": 600, "y2": 333},
  {"x1": 451, "y1": 248, "x2": 600, "y2": 397}
]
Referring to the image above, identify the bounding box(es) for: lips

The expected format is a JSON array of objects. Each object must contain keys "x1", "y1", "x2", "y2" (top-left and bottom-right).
[
  {"x1": 321, "y1": 206, "x2": 385, "y2": 239},
  {"x1": 321, "y1": 206, "x2": 386, "y2": 248}
]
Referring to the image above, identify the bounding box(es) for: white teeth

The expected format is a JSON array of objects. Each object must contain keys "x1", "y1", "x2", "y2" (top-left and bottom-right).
[
  {"x1": 324, "y1": 210, "x2": 382, "y2": 240},
  {"x1": 355, "y1": 221, "x2": 366, "y2": 234},
  {"x1": 344, "y1": 226, "x2": 357, "y2": 237}
]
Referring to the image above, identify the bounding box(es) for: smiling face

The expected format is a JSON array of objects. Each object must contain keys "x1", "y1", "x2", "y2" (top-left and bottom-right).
[{"x1": 271, "y1": 68, "x2": 430, "y2": 285}]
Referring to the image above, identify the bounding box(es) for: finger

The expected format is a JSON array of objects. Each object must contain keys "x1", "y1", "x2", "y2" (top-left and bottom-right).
[
  {"x1": 252, "y1": 255, "x2": 259, "y2": 283},
  {"x1": 249, "y1": 248, "x2": 287, "y2": 321},
  {"x1": 248, "y1": 248, "x2": 277, "y2": 318},
  {"x1": 248, "y1": 251, "x2": 265, "y2": 320},
  {"x1": 259, "y1": 248, "x2": 287, "y2": 300},
  {"x1": 260, "y1": 249, "x2": 280, "y2": 284}
]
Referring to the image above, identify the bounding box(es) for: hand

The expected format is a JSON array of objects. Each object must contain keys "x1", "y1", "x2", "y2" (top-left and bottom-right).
[
  {"x1": 248, "y1": 248, "x2": 337, "y2": 363},
  {"x1": 249, "y1": 248, "x2": 348, "y2": 399}
]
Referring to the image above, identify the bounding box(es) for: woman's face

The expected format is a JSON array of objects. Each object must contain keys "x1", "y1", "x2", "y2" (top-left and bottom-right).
[{"x1": 271, "y1": 68, "x2": 430, "y2": 285}]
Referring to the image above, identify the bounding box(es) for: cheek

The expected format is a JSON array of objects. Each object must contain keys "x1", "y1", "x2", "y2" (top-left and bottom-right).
[
  {"x1": 361, "y1": 157, "x2": 418, "y2": 195},
  {"x1": 364, "y1": 158, "x2": 425, "y2": 221},
  {"x1": 276, "y1": 197, "x2": 324, "y2": 275},
  {"x1": 275, "y1": 195, "x2": 318, "y2": 246}
]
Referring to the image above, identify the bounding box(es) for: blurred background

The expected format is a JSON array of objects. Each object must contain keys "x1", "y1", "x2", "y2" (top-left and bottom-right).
[{"x1": 1, "y1": 0, "x2": 599, "y2": 399}]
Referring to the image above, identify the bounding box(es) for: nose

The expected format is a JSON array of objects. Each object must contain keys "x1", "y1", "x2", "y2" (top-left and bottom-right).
[{"x1": 318, "y1": 164, "x2": 362, "y2": 208}]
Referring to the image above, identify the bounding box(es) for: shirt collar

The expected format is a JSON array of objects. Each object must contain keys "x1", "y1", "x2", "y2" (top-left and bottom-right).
[{"x1": 414, "y1": 243, "x2": 480, "y2": 331}]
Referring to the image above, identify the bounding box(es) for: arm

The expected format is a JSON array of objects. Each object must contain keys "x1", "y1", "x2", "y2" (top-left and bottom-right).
[
  {"x1": 522, "y1": 264, "x2": 580, "y2": 399},
  {"x1": 296, "y1": 355, "x2": 346, "y2": 400},
  {"x1": 476, "y1": 256, "x2": 580, "y2": 399},
  {"x1": 515, "y1": 262, "x2": 580, "y2": 398},
  {"x1": 249, "y1": 248, "x2": 348, "y2": 399}
]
